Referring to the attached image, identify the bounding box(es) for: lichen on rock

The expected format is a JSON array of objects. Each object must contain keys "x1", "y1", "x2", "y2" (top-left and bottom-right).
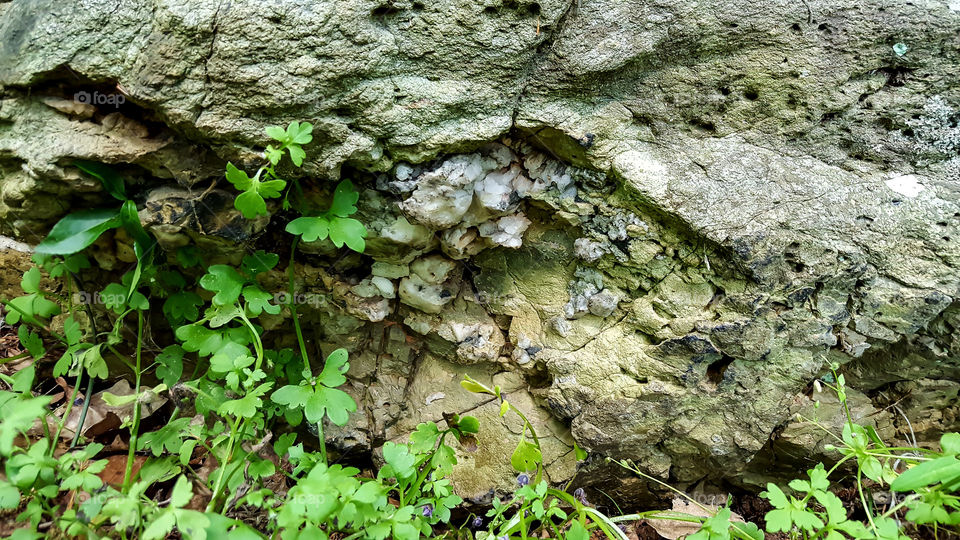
[{"x1": 2, "y1": 0, "x2": 959, "y2": 503}]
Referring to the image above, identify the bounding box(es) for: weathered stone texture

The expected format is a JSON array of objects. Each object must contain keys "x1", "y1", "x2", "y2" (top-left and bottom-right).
[{"x1": 1, "y1": 0, "x2": 959, "y2": 498}]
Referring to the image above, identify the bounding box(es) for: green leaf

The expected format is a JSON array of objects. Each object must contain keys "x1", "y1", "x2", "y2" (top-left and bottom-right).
[
  {"x1": 219, "y1": 392, "x2": 265, "y2": 419},
  {"x1": 63, "y1": 316, "x2": 83, "y2": 346},
  {"x1": 120, "y1": 200, "x2": 154, "y2": 261},
  {"x1": 460, "y1": 376, "x2": 494, "y2": 395},
  {"x1": 310, "y1": 386, "x2": 356, "y2": 426},
  {"x1": 35, "y1": 208, "x2": 121, "y2": 255},
  {"x1": 200, "y1": 265, "x2": 245, "y2": 306},
  {"x1": 0, "y1": 483, "x2": 20, "y2": 509},
  {"x1": 807, "y1": 464, "x2": 829, "y2": 492},
  {"x1": 163, "y1": 291, "x2": 203, "y2": 324},
  {"x1": 891, "y1": 457, "x2": 960, "y2": 492},
  {"x1": 176, "y1": 246, "x2": 202, "y2": 268},
  {"x1": 574, "y1": 442, "x2": 587, "y2": 461},
  {"x1": 142, "y1": 511, "x2": 175, "y2": 540},
  {"x1": 21, "y1": 267, "x2": 41, "y2": 294},
  {"x1": 510, "y1": 437, "x2": 542, "y2": 472},
  {"x1": 259, "y1": 179, "x2": 286, "y2": 198},
  {"x1": 317, "y1": 348, "x2": 349, "y2": 387},
  {"x1": 175, "y1": 324, "x2": 223, "y2": 356},
  {"x1": 83, "y1": 344, "x2": 109, "y2": 379},
  {"x1": 265, "y1": 145, "x2": 283, "y2": 166},
  {"x1": 241, "y1": 251, "x2": 279, "y2": 277},
  {"x1": 75, "y1": 160, "x2": 126, "y2": 201},
  {"x1": 243, "y1": 285, "x2": 280, "y2": 315},
  {"x1": 155, "y1": 345, "x2": 184, "y2": 388},
  {"x1": 941, "y1": 433, "x2": 960, "y2": 456},
  {"x1": 382, "y1": 442, "x2": 416, "y2": 479},
  {"x1": 286, "y1": 121, "x2": 313, "y2": 145},
  {"x1": 813, "y1": 490, "x2": 847, "y2": 524},
  {"x1": 0, "y1": 393, "x2": 51, "y2": 456},
  {"x1": 265, "y1": 126, "x2": 288, "y2": 143},
  {"x1": 328, "y1": 216, "x2": 366, "y2": 253},
  {"x1": 734, "y1": 522, "x2": 764, "y2": 540},
  {"x1": 225, "y1": 163, "x2": 253, "y2": 191},
  {"x1": 171, "y1": 475, "x2": 193, "y2": 508},
  {"x1": 209, "y1": 341, "x2": 254, "y2": 374},
  {"x1": 764, "y1": 508, "x2": 793, "y2": 533},
  {"x1": 792, "y1": 510, "x2": 824, "y2": 531},
  {"x1": 329, "y1": 180, "x2": 359, "y2": 217},
  {"x1": 566, "y1": 520, "x2": 589, "y2": 540},
  {"x1": 861, "y1": 456, "x2": 884, "y2": 484},
  {"x1": 285, "y1": 216, "x2": 329, "y2": 242},
  {"x1": 409, "y1": 422, "x2": 441, "y2": 454},
  {"x1": 287, "y1": 145, "x2": 306, "y2": 167},
  {"x1": 17, "y1": 326, "x2": 44, "y2": 360},
  {"x1": 235, "y1": 190, "x2": 267, "y2": 219},
  {"x1": 761, "y1": 483, "x2": 789, "y2": 508},
  {"x1": 457, "y1": 415, "x2": 479, "y2": 434},
  {"x1": 271, "y1": 384, "x2": 311, "y2": 410},
  {"x1": 11, "y1": 365, "x2": 35, "y2": 393}
]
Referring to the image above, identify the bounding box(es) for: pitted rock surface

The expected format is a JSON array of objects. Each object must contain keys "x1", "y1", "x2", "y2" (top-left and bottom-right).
[{"x1": 1, "y1": 0, "x2": 959, "y2": 499}]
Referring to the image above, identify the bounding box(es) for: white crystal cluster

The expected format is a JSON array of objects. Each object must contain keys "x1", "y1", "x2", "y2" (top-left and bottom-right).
[
  {"x1": 332, "y1": 143, "x2": 589, "y2": 322},
  {"x1": 389, "y1": 143, "x2": 577, "y2": 258}
]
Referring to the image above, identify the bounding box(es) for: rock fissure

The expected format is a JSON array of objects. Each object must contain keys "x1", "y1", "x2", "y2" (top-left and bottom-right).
[{"x1": 0, "y1": 0, "x2": 958, "y2": 501}]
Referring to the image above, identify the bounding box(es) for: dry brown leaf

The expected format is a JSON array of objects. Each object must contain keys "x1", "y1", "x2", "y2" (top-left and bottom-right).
[
  {"x1": 56, "y1": 380, "x2": 167, "y2": 439},
  {"x1": 647, "y1": 498, "x2": 745, "y2": 540}
]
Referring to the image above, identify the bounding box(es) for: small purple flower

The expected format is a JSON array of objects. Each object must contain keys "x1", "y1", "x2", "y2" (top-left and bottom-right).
[
  {"x1": 73, "y1": 397, "x2": 84, "y2": 406},
  {"x1": 471, "y1": 516, "x2": 484, "y2": 529},
  {"x1": 573, "y1": 487, "x2": 587, "y2": 503},
  {"x1": 421, "y1": 504, "x2": 433, "y2": 518},
  {"x1": 517, "y1": 473, "x2": 530, "y2": 487}
]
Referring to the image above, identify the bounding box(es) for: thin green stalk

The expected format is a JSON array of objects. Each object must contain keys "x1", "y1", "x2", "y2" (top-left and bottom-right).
[
  {"x1": 0, "y1": 351, "x2": 31, "y2": 363},
  {"x1": 54, "y1": 368, "x2": 84, "y2": 447},
  {"x1": 70, "y1": 378, "x2": 95, "y2": 449},
  {"x1": 880, "y1": 494, "x2": 919, "y2": 519},
  {"x1": 205, "y1": 306, "x2": 263, "y2": 512},
  {"x1": 857, "y1": 467, "x2": 878, "y2": 533},
  {"x1": 288, "y1": 237, "x2": 326, "y2": 464},
  {"x1": 207, "y1": 416, "x2": 242, "y2": 512},
  {"x1": 121, "y1": 310, "x2": 144, "y2": 492},
  {"x1": 70, "y1": 282, "x2": 102, "y2": 450}
]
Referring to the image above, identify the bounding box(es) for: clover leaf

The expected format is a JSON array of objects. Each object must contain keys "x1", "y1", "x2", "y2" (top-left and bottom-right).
[
  {"x1": 225, "y1": 163, "x2": 287, "y2": 218},
  {"x1": 286, "y1": 216, "x2": 329, "y2": 243},
  {"x1": 199, "y1": 265, "x2": 245, "y2": 306}
]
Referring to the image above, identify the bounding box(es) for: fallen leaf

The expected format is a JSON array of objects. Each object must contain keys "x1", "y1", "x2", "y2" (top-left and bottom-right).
[
  {"x1": 647, "y1": 498, "x2": 745, "y2": 540},
  {"x1": 97, "y1": 454, "x2": 147, "y2": 487},
  {"x1": 56, "y1": 380, "x2": 167, "y2": 439}
]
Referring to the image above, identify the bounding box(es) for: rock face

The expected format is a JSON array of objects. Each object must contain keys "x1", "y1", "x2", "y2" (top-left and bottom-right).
[{"x1": 2, "y1": 0, "x2": 959, "y2": 500}]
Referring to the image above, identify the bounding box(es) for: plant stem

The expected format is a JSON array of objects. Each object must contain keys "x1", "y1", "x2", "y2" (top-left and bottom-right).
[
  {"x1": 288, "y1": 237, "x2": 326, "y2": 464},
  {"x1": 857, "y1": 467, "x2": 878, "y2": 533},
  {"x1": 207, "y1": 416, "x2": 241, "y2": 512},
  {"x1": 70, "y1": 282, "x2": 102, "y2": 450},
  {"x1": 54, "y1": 368, "x2": 84, "y2": 449},
  {"x1": 122, "y1": 309, "x2": 144, "y2": 493}
]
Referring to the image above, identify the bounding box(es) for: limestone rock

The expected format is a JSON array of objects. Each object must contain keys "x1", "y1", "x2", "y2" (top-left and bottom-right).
[{"x1": 1, "y1": 0, "x2": 959, "y2": 498}]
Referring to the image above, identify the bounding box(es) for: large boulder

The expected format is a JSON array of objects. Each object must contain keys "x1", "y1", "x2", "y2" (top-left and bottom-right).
[{"x1": 1, "y1": 0, "x2": 958, "y2": 499}]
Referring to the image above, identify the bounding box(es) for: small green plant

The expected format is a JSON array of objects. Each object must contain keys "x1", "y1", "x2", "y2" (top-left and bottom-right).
[
  {"x1": 758, "y1": 366, "x2": 960, "y2": 540},
  {"x1": 461, "y1": 375, "x2": 628, "y2": 540},
  {"x1": 2, "y1": 120, "x2": 958, "y2": 540}
]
